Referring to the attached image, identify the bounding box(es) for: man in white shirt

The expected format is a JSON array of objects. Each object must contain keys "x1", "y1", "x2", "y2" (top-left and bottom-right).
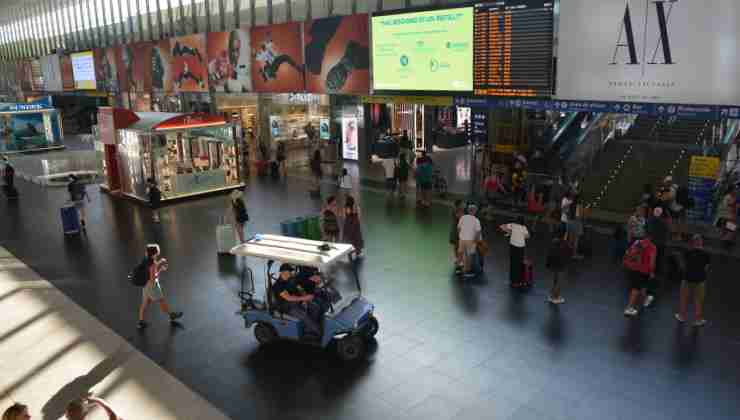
[
  {"x1": 381, "y1": 157, "x2": 397, "y2": 196},
  {"x1": 458, "y1": 205, "x2": 482, "y2": 273}
]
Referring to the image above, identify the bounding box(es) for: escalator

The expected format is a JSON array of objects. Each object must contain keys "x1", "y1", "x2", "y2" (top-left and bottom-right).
[{"x1": 545, "y1": 112, "x2": 591, "y2": 173}]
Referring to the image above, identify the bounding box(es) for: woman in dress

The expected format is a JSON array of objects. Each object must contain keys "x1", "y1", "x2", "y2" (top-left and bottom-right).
[{"x1": 342, "y1": 195, "x2": 364, "y2": 257}]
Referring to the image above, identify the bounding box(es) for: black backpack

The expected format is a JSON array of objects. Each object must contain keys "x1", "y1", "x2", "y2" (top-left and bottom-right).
[{"x1": 128, "y1": 258, "x2": 150, "y2": 287}]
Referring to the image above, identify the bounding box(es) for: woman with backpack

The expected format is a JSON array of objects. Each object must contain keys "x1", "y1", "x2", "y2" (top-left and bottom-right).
[
  {"x1": 138, "y1": 244, "x2": 183, "y2": 330},
  {"x1": 229, "y1": 189, "x2": 249, "y2": 243},
  {"x1": 322, "y1": 195, "x2": 340, "y2": 242}
]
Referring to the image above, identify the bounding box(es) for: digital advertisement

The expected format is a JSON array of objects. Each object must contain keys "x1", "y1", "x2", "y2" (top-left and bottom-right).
[
  {"x1": 152, "y1": 39, "x2": 173, "y2": 92},
  {"x1": 171, "y1": 34, "x2": 208, "y2": 92},
  {"x1": 251, "y1": 22, "x2": 305, "y2": 93},
  {"x1": 270, "y1": 116, "x2": 281, "y2": 138},
  {"x1": 342, "y1": 117, "x2": 359, "y2": 160},
  {"x1": 71, "y1": 51, "x2": 96, "y2": 90},
  {"x1": 304, "y1": 15, "x2": 370, "y2": 94},
  {"x1": 371, "y1": 7, "x2": 473, "y2": 92},
  {"x1": 319, "y1": 117, "x2": 330, "y2": 140},
  {"x1": 558, "y1": 0, "x2": 740, "y2": 104},
  {"x1": 207, "y1": 30, "x2": 253, "y2": 93}
]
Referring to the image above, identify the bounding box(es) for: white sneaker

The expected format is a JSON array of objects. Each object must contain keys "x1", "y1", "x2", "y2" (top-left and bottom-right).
[
  {"x1": 643, "y1": 295, "x2": 655, "y2": 308},
  {"x1": 674, "y1": 313, "x2": 686, "y2": 323},
  {"x1": 624, "y1": 307, "x2": 638, "y2": 317},
  {"x1": 554, "y1": 297, "x2": 565, "y2": 304}
]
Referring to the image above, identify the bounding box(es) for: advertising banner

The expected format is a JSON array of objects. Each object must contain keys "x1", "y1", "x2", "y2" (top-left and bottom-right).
[
  {"x1": 207, "y1": 30, "x2": 253, "y2": 93},
  {"x1": 152, "y1": 39, "x2": 173, "y2": 92},
  {"x1": 558, "y1": 0, "x2": 740, "y2": 105},
  {"x1": 342, "y1": 117, "x2": 359, "y2": 160},
  {"x1": 130, "y1": 42, "x2": 153, "y2": 92},
  {"x1": 171, "y1": 34, "x2": 208, "y2": 92},
  {"x1": 40, "y1": 55, "x2": 63, "y2": 92},
  {"x1": 71, "y1": 51, "x2": 97, "y2": 90},
  {"x1": 304, "y1": 14, "x2": 370, "y2": 95},
  {"x1": 113, "y1": 46, "x2": 133, "y2": 92},
  {"x1": 371, "y1": 7, "x2": 473, "y2": 92},
  {"x1": 61, "y1": 56, "x2": 75, "y2": 91},
  {"x1": 251, "y1": 22, "x2": 305, "y2": 93},
  {"x1": 95, "y1": 48, "x2": 119, "y2": 92},
  {"x1": 319, "y1": 117, "x2": 330, "y2": 140}
]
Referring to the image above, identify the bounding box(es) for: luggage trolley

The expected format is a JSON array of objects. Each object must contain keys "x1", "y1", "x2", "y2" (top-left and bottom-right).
[{"x1": 232, "y1": 234, "x2": 378, "y2": 361}]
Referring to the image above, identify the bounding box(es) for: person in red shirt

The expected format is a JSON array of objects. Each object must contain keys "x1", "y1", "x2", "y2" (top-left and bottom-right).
[{"x1": 623, "y1": 233, "x2": 657, "y2": 317}]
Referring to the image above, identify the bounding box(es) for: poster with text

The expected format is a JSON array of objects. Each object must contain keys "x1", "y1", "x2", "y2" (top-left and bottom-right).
[
  {"x1": 558, "y1": 0, "x2": 740, "y2": 104},
  {"x1": 61, "y1": 56, "x2": 75, "y2": 91},
  {"x1": 251, "y1": 22, "x2": 305, "y2": 93},
  {"x1": 130, "y1": 42, "x2": 153, "y2": 92},
  {"x1": 319, "y1": 117, "x2": 330, "y2": 139},
  {"x1": 342, "y1": 117, "x2": 359, "y2": 160},
  {"x1": 207, "y1": 30, "x2": 253, "y2": 93},
  {"x1": 171, "y1": 34, "x2": 208, "y2": 92},
  {"x1": 152, "y1": 39, "x2": 173, "y2": 92},
  {"x1": 304, "y1": 15, "x2": 369, "y2": 94},
  {"x1": 40, "y1": 55, "x2": 63, "y2": 92}
]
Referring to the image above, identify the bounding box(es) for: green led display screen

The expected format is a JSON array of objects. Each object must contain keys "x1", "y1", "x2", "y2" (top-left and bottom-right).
[{"x1": 371, "y1": 7, "x2": 474, "y2": 92}]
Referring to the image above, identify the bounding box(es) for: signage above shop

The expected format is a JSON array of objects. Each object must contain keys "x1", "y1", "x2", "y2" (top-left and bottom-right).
[
  {"x1": 361, "y1": 95, "x2": 453, "y2": 106},
  {"x1": 453, "y1": 97, "x2": 730, "y2": 121},
  {"x1": 153, "y1": 113, "x2": 227, "y2": 130},
  {"x1": 0, "y1": 97, "x2": 54, "y2": 113}
]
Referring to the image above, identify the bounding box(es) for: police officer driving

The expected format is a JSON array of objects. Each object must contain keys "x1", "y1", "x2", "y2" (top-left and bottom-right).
[{"x1": 273, "y1": 263, "x2": 322, "y2": 337}]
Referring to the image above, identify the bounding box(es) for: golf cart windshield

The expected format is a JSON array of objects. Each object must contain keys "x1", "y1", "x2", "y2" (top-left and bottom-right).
[{"x1": 230, "y1": 234, "x2": 355, "y2": 269}]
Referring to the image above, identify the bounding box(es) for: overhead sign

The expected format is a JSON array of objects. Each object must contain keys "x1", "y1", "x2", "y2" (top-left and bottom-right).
[
  {"x1": 371, "y1": 6, "x2": 474, "y2": 93},
  {"x1": 557, "y1": 0, "x2": 740, "y2": 105},
  {"x1": 0, "y1": 97, "x2": 53, "y2": 113},
  {"x1": 688, "y1": 156, "x2": 721, "y2": 179},
  {"x1": 362, "y1": 95, "x2": 453, "y2": 106}
]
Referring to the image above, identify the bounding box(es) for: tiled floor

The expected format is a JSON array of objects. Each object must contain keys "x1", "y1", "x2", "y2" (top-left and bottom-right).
[{"x1": 2, "y1": 174, "x2": 740, "y2": 420}]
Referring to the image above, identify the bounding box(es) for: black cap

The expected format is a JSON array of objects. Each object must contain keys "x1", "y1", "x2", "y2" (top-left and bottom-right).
[{"x1": 279, "y1": 263, "x2": 295, "y2": 273}]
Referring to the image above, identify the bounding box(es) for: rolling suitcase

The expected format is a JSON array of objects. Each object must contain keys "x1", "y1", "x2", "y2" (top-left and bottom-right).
[
  {"x1": 217, "y1": 223, "x2": 237, "y2": 254},
  {"x1": 60, "y1": 204, "x2": 81, "y2": 235}
]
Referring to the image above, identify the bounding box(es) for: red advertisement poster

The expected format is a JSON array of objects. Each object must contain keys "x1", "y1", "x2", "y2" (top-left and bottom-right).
[
  {"x1": 130, "y1": 42, "x2": 153, "y2": 92},
  {"x1": 304, "y1": 14, "x2": 369, "y2": 94},
  {"x1": 152, "y1": 39, "x2": 173, "y2": 92},
  {"x1": 170, "y1": 34, "x2": 208, "y2": 92},
  {"x1": 60, "y1": 56, "x2": 75, "y2": 91},
  {"x1": 207, "y1": 30, "x2": 253, "y2": 93},
  {"x1": 251, "y1": 22, "x2": 305, "y2": 93}
]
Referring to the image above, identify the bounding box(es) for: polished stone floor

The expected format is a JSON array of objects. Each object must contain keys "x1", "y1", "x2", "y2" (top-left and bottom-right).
[{"x1": 2, "y1": 175, "x2": 740, "y2": 420}]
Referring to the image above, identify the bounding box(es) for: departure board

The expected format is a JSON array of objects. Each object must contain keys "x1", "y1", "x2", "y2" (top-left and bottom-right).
[{"x1": 474, "y1": 0, "x2": 554, "y2": 97}]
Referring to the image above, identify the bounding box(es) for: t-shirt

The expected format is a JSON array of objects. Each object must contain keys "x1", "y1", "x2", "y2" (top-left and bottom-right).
[
  {"x1": 272, "y1": 279, "x2": 300, "y2": 309},
  {"x1": 684, "y1": 249, "x2": 710, "y2": 283},
  {"x1": 382, "y1": 158, "x2": 395, "y2": 179},
  {"x1": 458, "y1": 214, "x2": 482, "y2": 241},
  {"x1": 505, "y1": 223, "x2": 529, "y2": 247},
  {"x1": 647, "y1": 217, "x2": 669, "y2": 244},
  {"x1": 561, "y1": 197, "x2": 573, "y2": 223}
]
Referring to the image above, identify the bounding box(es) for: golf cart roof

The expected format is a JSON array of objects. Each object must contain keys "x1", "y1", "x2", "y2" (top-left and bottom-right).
[{"x1": 230, "y1": 235, "x2": 355, "y2": 269}]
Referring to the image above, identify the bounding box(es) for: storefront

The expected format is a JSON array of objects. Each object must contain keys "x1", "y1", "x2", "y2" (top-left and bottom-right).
[
  {"x1": 99, "y1": 109, "x2": 243, "y2": 202},
  {"x1": 0, "y1": 98, "x2": 64, "y2": 153},
  {"x1": 259, "y1": 93, "x2": 331, "y2": 168},
  {"x1": 214, "y1": 93, "x2": 259, "y2": 178}
]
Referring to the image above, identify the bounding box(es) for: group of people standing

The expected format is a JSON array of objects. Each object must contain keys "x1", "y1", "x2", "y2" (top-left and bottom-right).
[{"x1": 321, "y1": 194, "x2": 364, "y2": 257}]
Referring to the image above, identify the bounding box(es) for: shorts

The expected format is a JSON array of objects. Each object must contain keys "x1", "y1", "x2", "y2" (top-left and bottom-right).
[
  {"x1": 73, "y1": 200, "x2": 85, "y2": 209},
  {"x1": 682, "y1": 281, "x2": 706, "y2": 302},
  {"x1": 628, "y1": 270, "x2": 649, "y2": 291},
  {"x1": 567, "y1": 220, "x2": 583, "y2": 236},
  {"x1": 385, "y1": 178, "x2": 396, "y2": 191},
  {"x1": 458, "y1": 240, "x2": 477, "y2": 257},
  {"x1": 143, "y1": 280, "x2": 164, "y2": 301}
]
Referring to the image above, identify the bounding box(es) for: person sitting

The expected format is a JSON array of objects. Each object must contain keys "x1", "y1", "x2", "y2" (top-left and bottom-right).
[{"x1": 273, "y1": 264, "x2": 321, "y2": 337}]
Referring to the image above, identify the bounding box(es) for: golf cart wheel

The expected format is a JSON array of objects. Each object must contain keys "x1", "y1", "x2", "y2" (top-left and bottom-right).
[
  {"x1": 254, "y1": 322, "x2": 277, "y2": 345},
  {"x1": 337, "y1": 335, "x2": 364, "y2": 361},
  {"x1": 365, "y1": 316, "x2": 379, "y2": 338}
]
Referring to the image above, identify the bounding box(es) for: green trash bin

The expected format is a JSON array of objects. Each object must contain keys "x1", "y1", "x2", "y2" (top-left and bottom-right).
[
  {"x1": 294, "y1": 217, "x2": 308, "y2": 239},
  {"x1": 306, "y1": 215, "x2": 322, "y2": 240}
]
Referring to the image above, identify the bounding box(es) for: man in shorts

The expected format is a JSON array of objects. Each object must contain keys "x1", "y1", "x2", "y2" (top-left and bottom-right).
[
  {"x1": 676, "y1": 234, "x2": 710, "y2": 326},
  {"x1": 624, "y1": 233, "x2": 657, "y2": 317},
  {"x1": 458, "y1": 205, "x2": 482, "y2": 274}
]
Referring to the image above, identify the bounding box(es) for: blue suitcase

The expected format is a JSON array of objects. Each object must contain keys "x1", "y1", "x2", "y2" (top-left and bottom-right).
[{"x1": 61, "y1": 204, "x2": 81, "y2": 235}]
